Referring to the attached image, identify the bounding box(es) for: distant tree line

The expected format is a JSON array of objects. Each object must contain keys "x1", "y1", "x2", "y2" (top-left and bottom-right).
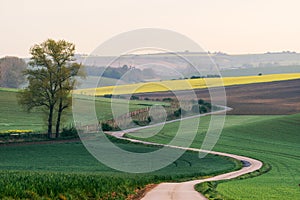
[
  {"x1": 190, "y1": 74, "x2": 221, "y2": 79},
  {"x1": 0, "y1": 57, "x2": 27, "y2": 88},
  {"x1": 85, "y1": 65, "x2": 156, "y2": 82}
]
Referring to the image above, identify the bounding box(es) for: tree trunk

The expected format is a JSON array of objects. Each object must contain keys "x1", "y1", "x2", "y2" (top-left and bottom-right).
[
  {"x1": 55, "y1": 100, "x2": 63, "y2": 138},
  {"x1": 48, "y1": 106, "x2": 54, "y2": 138}
]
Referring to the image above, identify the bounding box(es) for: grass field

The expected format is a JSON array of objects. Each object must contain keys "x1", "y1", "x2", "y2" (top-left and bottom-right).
[
  {"x1": 0, "y1": 138, "x2": 239, "y2": 199},
  {"x1": 0, "y1": 90, "x2": 46, "y2": 132},
  {"x1": 0, "y1": 88, "x2": 241, "y2": 199},
  {"x1": 0, "y1": 90, "x2": 166, "y2": 132},
  {"x1": 74, "y1": 73, "x2": 300, "y2": 96},
  {"x1": 127, "y1": 114, "x2": 300, "y2": 199}
]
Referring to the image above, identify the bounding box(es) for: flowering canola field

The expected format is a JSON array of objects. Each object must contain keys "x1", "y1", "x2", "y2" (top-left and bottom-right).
[{"x1": 74, "y1": 73, "x2": 300, "y2": 96}]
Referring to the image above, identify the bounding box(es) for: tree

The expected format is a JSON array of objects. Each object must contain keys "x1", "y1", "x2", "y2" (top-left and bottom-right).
[
  {"x1": 0, "y1": 56, "x2": 27, "y2": 88},
  {"x1": 55, "y1": 60, "x2": 81, "y2": 138},
  {"x1": 18, "y1": 39, "x2": 81, "y2": 138}
]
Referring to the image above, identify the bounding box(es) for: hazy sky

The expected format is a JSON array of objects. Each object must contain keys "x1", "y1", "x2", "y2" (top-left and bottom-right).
[{"x1": 1, "y1": 0, "x2": 300, "y2": 57}]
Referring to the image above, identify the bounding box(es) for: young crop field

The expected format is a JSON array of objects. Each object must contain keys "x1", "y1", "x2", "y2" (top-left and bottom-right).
[
  {"x1": 0, "y1": 138, "x2": 239, "y2": 199},
  {"x1": 0, "y1": 90, "x2": 164, "y2": 132},
  {"x1": 74, "y1": 73, "x2": 300, "y2": 96},
  {"x1": 0, "y1": 89, "x2": 241, "y2": 199},
  {"x1": 0, "y1": 90, "x2": 46, "y2": 132},
  {"x1": 127, "y1": 114, "x2": 300, "y2": 199}
]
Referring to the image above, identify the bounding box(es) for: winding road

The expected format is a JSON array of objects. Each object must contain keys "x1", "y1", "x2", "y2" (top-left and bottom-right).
[
  {"x1": 107, "y1": 107, "x2": 263, "y2": 200},
  {"x1": 141, "y1": 149, "x2": 262, "y2": 200}
]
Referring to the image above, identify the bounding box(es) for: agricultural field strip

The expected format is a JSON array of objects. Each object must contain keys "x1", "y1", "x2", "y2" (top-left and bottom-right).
[
  {"x1": 109, "y1": 105, "x2": 230, "y2": 137},
  {"x1": 106, "y1": 106, "x2": 263, "y2": 200},
  {"x1": 74, "y1": 73, "x2": 300, "y2": 96}
]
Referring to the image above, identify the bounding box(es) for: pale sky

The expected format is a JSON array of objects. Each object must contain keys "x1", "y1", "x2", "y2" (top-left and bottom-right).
[{"x1": 1, "y1": 0, "x2": 300, "y2": 57}]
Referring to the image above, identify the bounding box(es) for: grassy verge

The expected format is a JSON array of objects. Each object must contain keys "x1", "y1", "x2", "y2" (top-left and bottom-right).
[{"x1": 195, "y1": 162, "x2": 272, "y2": 200}]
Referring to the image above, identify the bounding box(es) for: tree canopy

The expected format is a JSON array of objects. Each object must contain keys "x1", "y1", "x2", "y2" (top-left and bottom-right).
[{"x1": 18, "y1": 39, "x2": 82, "y2": 138}]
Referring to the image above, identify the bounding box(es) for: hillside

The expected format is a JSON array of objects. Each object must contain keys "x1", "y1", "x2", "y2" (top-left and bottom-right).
[
  {"x1": 0, "y1": 90, "x2": 152, "y2": 132},
  {"x1": 127, "y1": 114, "x2": 300, "y2": 199},
  {"x1": 71, "y1": 52, "x2": 300, "y2": 80},
  {"x1": 137, "y1": 78, "x2": 300, "y2": 115}
]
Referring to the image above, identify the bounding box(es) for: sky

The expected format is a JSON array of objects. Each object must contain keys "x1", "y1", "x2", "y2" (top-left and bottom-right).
[{"x1": 1, "y1": 0, "x2": 300, "y2": 57}]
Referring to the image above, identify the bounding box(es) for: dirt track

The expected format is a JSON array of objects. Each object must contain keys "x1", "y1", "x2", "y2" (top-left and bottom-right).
[{"x1": 135, "y1": 78, "x2": 300, "y2": 115}]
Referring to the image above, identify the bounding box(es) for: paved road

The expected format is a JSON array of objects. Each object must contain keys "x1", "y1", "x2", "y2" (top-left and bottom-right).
[
  {"x1": 142, "y1": 149, "x2": 262, "y2": 200},
  {"x1": 106, "y1": 136, "x2": 262, "y2": 200},
  {"x1": 107, "y1": 106, "x2": 263, "y2": 200}
]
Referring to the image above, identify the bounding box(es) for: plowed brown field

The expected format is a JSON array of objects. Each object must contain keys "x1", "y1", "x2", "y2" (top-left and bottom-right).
[{"x1": 135, "y1": 79, "x2": 300, "y2": 115}]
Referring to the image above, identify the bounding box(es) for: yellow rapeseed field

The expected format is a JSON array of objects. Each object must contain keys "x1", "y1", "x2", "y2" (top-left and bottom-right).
[{"x1": 73, "y1": 73, "x2": 300, "y2": 96}]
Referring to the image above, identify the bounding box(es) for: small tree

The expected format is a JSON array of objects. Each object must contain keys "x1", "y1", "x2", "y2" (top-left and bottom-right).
[{"x1": 18, "y1": 39, "x2": 81, "y2": 138}]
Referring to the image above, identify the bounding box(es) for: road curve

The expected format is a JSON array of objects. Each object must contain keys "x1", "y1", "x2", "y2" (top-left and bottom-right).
[
  {"x1": 107, "y1": 134, "x2": 263, "y2": 200},
  {"x1": 141, "y1": 149, "x2": 262, "y2": 200},
  {"x1": 107, "y1": 107, "x2": 263, "y2": 200}
]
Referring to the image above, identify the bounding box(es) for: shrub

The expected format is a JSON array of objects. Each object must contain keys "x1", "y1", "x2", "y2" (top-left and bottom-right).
[
  {"x1": 130, "y1": 95, "x2": 139, "y2": 100},
  {"x1": 103, "y1": 94, "x2": 112, "y2": 98},
  {"x1": 174, "y1": 108, "x2": 186, "y2": 117},
  {"x1": 101, "y1": 123, "x2": 114, "y2": 131},
  {"x1": 203, "y1": 102, "x2": 212, "y2": 109},
  {"x1": 200, "y1": 105, "x2": 208, "y2": 113},
  {"x1": 60, "y1": 126, "x2": 78, "y2": 138},
  {"x1": 190, "y1": 75, "x2": 202, "y2": 79},
  {"x1": 162, "y1": 98, "x2": 173, "y2": 102},
  {"x1": 133, "y1": 120, "x2": 150, "y2": 126},
  {"x1": 198, "y1": 99, "x2": 205, "y2": 105}
]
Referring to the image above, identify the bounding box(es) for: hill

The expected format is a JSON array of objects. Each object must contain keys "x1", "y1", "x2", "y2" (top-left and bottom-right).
[
  {"x1": 0, "y1": 90, "x2": 153, "y2": 132},
  {"x1": 127, "y1": 114, "x2": 300, "y2": 199},
  {"x1": 137, "y1": 78, "x2": 300, "y2": 115},
  {"x1": 70, "y1": 52, "x2": 300, "y2": 82}
]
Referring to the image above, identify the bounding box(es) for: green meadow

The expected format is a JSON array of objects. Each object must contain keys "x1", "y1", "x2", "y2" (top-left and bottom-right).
[
  {"x1": 0, "y1": 139, "x2": 239, "y2": 199},
  {"x1": 0, "y1": 89, "x2": 166, "y2": 132},
  {"x1": 0, "y1": 89, "x2": 238, "y2": 199}
]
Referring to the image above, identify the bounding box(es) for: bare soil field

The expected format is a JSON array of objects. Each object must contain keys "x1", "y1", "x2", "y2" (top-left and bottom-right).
[{"x1": 136, "y1": 78, "x2": 300, "y2": 115}]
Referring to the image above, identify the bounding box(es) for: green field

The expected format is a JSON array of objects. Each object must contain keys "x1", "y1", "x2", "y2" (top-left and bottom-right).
[
  {"x1": 127, "y1": 114, "x2": 300, "y2": 199},
  {"x1": 0, "y1": 90, "x2": 167, "y2": 132},
  {"x1": 0, "y1": 90, "x2": 46, "y2": 132},
  {"x1": 2, "y1": 86, "x2": 299, "y2": 199},
  {"x1": 0, "y1": 89, "x2": 240, "y2": 199},
  {"x1": 0, "y1": 138, "x2": 239, "y2": 199}
]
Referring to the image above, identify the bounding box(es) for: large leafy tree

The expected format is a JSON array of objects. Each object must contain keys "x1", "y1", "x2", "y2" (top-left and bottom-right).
[{"x1": 18, "y1": 39, "x2": 82, "y2": 138}]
